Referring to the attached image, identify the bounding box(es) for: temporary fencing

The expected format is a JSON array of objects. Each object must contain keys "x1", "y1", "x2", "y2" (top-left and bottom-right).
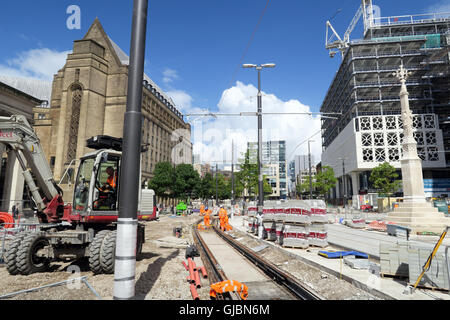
[{"x1": 0, "y1": 276, "x2": 102, "y2": 300}]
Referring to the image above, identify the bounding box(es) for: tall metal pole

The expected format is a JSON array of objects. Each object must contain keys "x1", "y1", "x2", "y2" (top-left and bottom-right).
[
  {"x1": 257, "y1": 68, "x2": 264, "y2": 210},
  {"x1": 113, "y1": 0, "x2": 148, "y2": 300},
  {"x1": 308, "y1": 141, "x2": 313, "y2": 200},
  {"x1": 215, "y1": 163, "x2": 219, "y2": 206},
  {"x1": 257, "y1": 67, "x2": 265, "y2": 238},
  {"x1": 342, "y1": 159, "x2": 346, "y2": 208},
  {"x1": 231, "y1": 140, "x2": 235, "y2": 219}
]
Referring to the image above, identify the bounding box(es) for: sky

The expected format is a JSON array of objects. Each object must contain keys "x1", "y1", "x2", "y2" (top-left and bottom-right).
[{"x1": 0, "y1": 0, "x2": 449, "y2": 165}]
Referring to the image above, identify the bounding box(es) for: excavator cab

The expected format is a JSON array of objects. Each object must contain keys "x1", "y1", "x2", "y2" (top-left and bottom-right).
[
  {"x1": 72, "y1": 135, "x2": 155, "y2": 223},
  {"x1": 73, "y1": 149, "x2": 122, "y2": 218}
]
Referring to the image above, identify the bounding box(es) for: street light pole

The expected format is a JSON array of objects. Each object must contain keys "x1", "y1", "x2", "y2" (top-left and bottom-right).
[
  {"x1": 215, "y1": 163, "x2": 219, "y2": 207},
  {"x1": 308, "y1": 140, "x2": 315, "y2": 200},
  {"x1": 243, "y1": 63, "x2": 275, "y2": 239},
  {"x1": 231, "y1": 140, "x2": 235, "y2": 219},
  {"x1": 338, "y1": 158, "x2": 347, "y2": 208},
  {"x1": 257, "y1": 67, "x2": 264, "y2": 213},
  {"x1": 114, "y1": 0, "x2": 148, "y2": 300}
]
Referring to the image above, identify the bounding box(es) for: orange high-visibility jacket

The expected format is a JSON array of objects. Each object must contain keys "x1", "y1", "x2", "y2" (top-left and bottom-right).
[
  {"x1": 210, "y1": 280, "x2": 248, "y2": 300},
  {"x1": 108, "y1": 172, "x2": 117, "y2": 188},
  {"x1": 200, "y1": 205, "x2": 205, "y2": 215}
]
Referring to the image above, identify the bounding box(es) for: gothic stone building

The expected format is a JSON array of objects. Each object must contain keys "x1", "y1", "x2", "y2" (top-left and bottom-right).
[{"x1": 34, "y1": 19, "x2": 192, "y2": 191}]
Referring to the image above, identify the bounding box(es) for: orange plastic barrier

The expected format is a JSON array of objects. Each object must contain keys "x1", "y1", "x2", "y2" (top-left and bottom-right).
[{"x1": 0, "y1": 212, "x2": 14, "y2": 229}]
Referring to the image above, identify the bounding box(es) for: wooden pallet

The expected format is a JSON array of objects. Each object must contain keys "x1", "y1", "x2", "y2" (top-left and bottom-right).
[
  {"x1": 309, "y1": 244, "x2": 329, "y2": 248},
  {"x1": 282, "y1": 245, "x2": 309, "y2": 249},
  {"x1": 380, "y1": 272, "x2": 409, "y2": 279},
  {"x1": 408, "y1": 283, "x2": 449, "y2": 292},
  {"x1": 283, "y1": 222, "x2": 310, "y2": 226}
]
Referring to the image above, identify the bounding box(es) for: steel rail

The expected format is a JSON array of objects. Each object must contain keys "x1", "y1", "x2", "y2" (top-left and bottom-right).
[
  {"x1": 212, "y1": 225, "x2": 323, "y2": 300},
  {"x1": 192, "y1": 219, "x2": 237, "y2": 300},
  {"x1": 193, "y1": 217, "x2": 322, "y2": 300}
]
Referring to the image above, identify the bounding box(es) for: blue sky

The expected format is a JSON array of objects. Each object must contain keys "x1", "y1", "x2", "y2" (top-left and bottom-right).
[{"x1": 0, "y1": 0, "x2": 449, "y2": 163}]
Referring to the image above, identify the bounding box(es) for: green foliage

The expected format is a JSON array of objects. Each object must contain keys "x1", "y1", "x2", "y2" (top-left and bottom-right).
[
  {"x1": 148, "y1": 162, "x2": 201, "y2": 200},
  {"x1": 314, "y1": 166, "x2": 337, "y2": 198},
  {"x1": 216, "y1": 174, "x2": 231, "y2": 200},
  {"x1": 197, "y1": 173, "x2": 215, "y2": 200},
  {"x1": 369, "y1": 162, "x2": 402, "y2": 199},
  {"x1": 296, "y1": 176, "x2": 313, "y2": 195},
  {"x1": 263, "y1": 176, "x2": 273, "y2": 197},
  {"x1": 148, "y1": 162, "x2": 175, "y2": 197},
  {"x1": 173, "y1": 164, "x2": 201, "y2": 200},
  {"x1": 236, "y1": 150, "x2": 259, "y2": 197}
]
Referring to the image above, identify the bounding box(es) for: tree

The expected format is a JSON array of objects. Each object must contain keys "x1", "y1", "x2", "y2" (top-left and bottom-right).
[
  {"x1": 296, "y1": 176, "x2": 313, "y2": 199},
  {"x1": 198, "y1": 173, "x2": 215, "y2": 200},
  {"x1": 369, "y1": 162, "x2": 402, "y2": 206},
  {"x1": 217, "y1": 174, "x2": 231, "y2": 200},
  {"x1": 173, "y1": 164, "x2": 201, "y2": 201},
  {"x1": 236, "y1": 150, "x2": 259, "y2": 199},
  {"x1": 148, "y1": 162, "x2": 175, "y2": 199},
  {"x1": 263, "y1": 176, "x2": 273, "y2": 198},
  {"x1": 314, "y1": 166, "x2": 337, "y2": 201}
]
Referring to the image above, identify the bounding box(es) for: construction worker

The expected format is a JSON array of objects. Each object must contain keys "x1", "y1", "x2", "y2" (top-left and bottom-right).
[
  {"x1": 223, "y1": 209, "x2": 232, "y2": 231},
  {"x1": 210, "y1": 280, "x2": 248, "y2": 300},
  {"x1": 204, "y1": 208, "x2": 211, "y2": 227},
  {"x1": 101, "y1": 166, "x2": 117, "y2": 192},
  {"x1": 218, "y1": 206, "x2": 225, "y2": 230},
  {"x1": 219, "y1": 206, "x2": 230, "y2": 231},
  {"x1": 96, "y1": 166, "x2": 118, "y2": 209},
  {"x1": 200, "y1": 203, "x2": 205, "y2": 216}
]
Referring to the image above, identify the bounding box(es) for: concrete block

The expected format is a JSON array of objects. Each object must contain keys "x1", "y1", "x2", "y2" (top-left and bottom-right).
[
  {"x1": 344, "y1": 257, "x2": 370, "y2": 269},
  {"x1": 369, "y1": 263, "x2": 381, "y2": 276}
]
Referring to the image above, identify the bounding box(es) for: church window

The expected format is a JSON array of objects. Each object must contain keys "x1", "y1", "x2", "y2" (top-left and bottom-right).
[{"x1": 67, "y1": 84, "x2": 82, "y2": 163}]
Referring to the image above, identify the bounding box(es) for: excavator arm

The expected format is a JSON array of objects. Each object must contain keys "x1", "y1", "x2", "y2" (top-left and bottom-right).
[{"x1": 0, "y1": 115, "x2": 63, "y2": 222}]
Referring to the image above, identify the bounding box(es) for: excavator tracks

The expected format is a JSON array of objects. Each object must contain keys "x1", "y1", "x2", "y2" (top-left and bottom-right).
[{"x1": 192, "y1": 219, "x2": 323, "y2": 300}]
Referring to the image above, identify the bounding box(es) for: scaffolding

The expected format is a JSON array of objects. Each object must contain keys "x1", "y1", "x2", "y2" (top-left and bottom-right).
[{"x1": 321, "y1": 5, "x2": 450, "y2": 167}]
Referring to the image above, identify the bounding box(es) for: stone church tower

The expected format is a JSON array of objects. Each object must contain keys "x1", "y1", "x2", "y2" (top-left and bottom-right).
[{"x1": 34, "y1": 19, "x2": 192, "y2": 192}]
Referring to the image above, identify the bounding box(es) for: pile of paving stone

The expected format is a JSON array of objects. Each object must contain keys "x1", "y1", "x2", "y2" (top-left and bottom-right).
[{"x1": 246, "y1": 200, "x2": 329, "y2": 249}]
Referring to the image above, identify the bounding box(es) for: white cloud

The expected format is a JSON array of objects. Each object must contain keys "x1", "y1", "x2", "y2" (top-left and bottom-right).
[
  {"x1": 166, "y1": 89, "x2": 193, "y2": 111},
  {"x1": 425, "y1": 0, "x2": 450, "y2": 14},
  {"x1": 190, "y1": 81, "x2": 323, "y2": 166},
  {"x1": 162, "y1": 68, "x2": 179, "y2": 84},
  {"x1": 0, "y1": 48, "x2": 70, "y2": 81}
]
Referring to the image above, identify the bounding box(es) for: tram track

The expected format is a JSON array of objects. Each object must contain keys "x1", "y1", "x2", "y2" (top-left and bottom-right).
[{"x1": 192, "y1": 218, "x2": 323, "y2": 301}]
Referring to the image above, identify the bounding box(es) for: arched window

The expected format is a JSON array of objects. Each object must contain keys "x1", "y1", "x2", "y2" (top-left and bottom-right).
[{"x1": 67, "y1": 84, "x2": 82, "y2": 163}]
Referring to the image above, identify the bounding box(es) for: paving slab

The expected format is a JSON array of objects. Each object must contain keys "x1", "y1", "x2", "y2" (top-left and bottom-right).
[{"x1": 229, "y1": 216, "x2": 450, "y2": 300}]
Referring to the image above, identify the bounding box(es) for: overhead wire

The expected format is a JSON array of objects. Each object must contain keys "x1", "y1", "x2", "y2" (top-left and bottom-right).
[{"x1": 228, "y1": 0, "x2": 271, "y2": 89}]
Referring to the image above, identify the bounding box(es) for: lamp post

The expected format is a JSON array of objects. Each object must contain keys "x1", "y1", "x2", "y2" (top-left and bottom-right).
[
  {"x1": 243, "y1": 63, "x2": 275, "y2": 238},
  {"x1": 114, "y1": 0, "x2": 148, "y2": 300},
  {"x1": 215, "y1": 163, "x2": 219, "y2": 207},
  {"x1": 338, "y1": 157, "x2": 348, "y2": 209},
  {"x1": 308, "y1": 140, "x2": 315, "y2": 200},
  {"x1": 231, "y1": 140, "x2": 235, "y2": 219}
]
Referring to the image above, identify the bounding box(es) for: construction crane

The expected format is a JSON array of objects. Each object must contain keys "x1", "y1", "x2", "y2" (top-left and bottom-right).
[{"x1": 325, "y1": 0, "x2": 375, "y2": 59}]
